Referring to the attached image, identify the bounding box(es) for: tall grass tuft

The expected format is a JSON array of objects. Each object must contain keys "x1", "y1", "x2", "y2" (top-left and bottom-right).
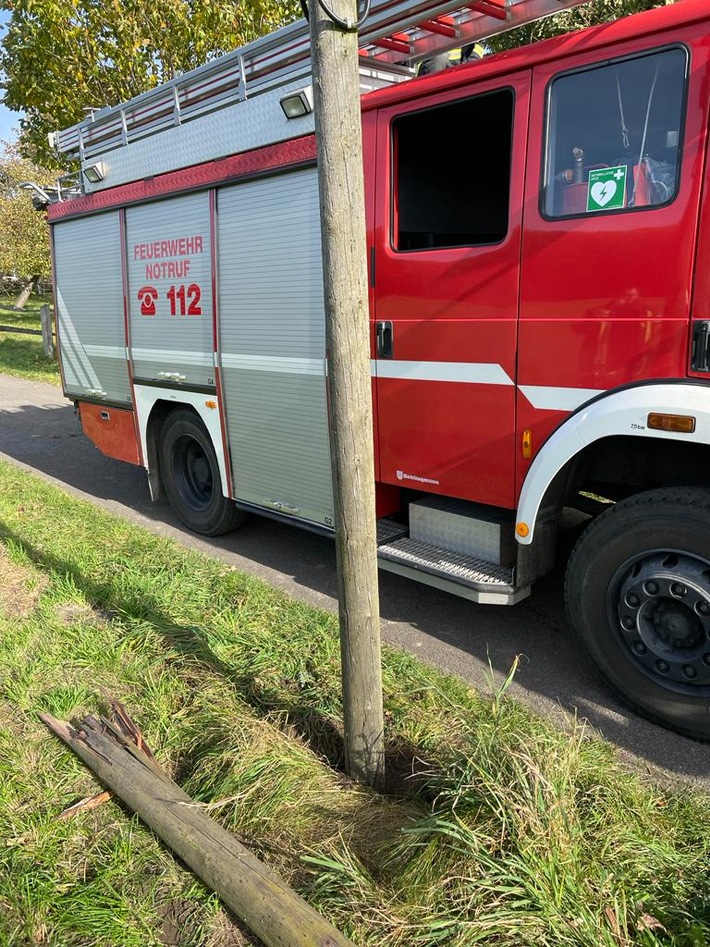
[{"x1": 0, "y1": 459, "x2": 708, "y2": 946}]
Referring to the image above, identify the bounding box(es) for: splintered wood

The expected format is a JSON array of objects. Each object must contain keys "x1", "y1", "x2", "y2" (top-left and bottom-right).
[
  {"x1": 42, "y1": 699, "x2": 353, "y2": 947},
  {"x1": 55, "y1": 695, "x2": 158, "y2": 820}
]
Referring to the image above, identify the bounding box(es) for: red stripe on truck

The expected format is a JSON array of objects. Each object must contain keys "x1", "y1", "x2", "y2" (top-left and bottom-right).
[{"x1": 48, "y1": 135, "x2": 317, "y2": 220}]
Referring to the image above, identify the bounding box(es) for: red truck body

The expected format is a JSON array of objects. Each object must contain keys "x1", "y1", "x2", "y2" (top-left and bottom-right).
[{"x1": 48, "y1": 0, "x2": 710, "y2": 739}]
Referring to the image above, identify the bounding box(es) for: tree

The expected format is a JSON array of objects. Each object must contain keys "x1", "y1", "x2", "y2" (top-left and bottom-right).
[
  {"x1": 0, "y1": 0, "x2": 301, "y2": 166},
  {"x1": 0, "y1": 142, "x2": 52, "y2": 307},
  {"x1": 489, "y1": 0, "x2": 672, "y2": 52}
]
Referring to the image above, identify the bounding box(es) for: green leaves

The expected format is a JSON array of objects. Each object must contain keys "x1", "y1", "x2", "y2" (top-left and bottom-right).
[
  {"x1": 0, "y1": 142, "x2": 51, "y2": 280},
  {"x1": 0, "y1": 0, "x2": 302, "y2": 165},
  {"x1": 489, "y1": 0, "x2": 669, "y2": 53}
]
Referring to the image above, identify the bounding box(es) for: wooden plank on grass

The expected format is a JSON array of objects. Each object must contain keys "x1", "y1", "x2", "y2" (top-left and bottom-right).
[{"x1": 41, "y1": 710, "x2": 354, "y2": 947}]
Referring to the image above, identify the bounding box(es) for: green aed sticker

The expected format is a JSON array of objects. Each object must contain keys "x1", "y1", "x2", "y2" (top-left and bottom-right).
[{"x1": 586, "y1": 166, "x2": 627, "y2": 212}]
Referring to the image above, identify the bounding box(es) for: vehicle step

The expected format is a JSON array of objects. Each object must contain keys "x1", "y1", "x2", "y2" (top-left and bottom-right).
[
  {"x1": 377, "y1": 536, "x2": 530, "y2": 605},
  {"x1": 376, "y1": 517, "x2": 408, "y2": 544}
]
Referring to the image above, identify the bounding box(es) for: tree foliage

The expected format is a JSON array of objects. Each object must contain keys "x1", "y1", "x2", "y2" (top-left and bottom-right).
[
  {"x1": 488, "y1": 0, "x2": 672, "y2": 52},
  {"x1": 0, "y1": 142, "x2": 51, "y2": 281},
  {"x1": 0, "y1": 0, "x2": 301, "y2": 165}
]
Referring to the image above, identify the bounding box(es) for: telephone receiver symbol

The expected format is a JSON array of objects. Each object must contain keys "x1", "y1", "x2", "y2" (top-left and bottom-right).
[{"x1": 137, "y1": 285, "x2": 158, "y2": 316}]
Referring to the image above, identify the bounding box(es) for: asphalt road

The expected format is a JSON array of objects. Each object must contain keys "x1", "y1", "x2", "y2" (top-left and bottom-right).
[{"x1": 1, "y1": 373, "x2": 708, "y2": 790}]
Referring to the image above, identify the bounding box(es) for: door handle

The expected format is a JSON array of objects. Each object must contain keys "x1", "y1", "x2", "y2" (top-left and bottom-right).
[
  {"x1": 376, "y1": 320, "x2": 393, "y2": 359},
  {"x1": 691, "y1": 320, "x2": 710, "y2": 373}
]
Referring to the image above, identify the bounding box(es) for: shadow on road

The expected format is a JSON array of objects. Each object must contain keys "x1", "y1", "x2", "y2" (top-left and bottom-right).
[{"x1": 1, "y1": 394, "x2": 708, "y2": 787}]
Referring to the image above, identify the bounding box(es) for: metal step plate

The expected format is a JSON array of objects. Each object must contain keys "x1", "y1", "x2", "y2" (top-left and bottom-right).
[
  {"x1": 376, "y1": 517, "x2": 408, "y2": 544},
  {"x1": 377, "y1": 536, "x2": 530, "y2": 605}
]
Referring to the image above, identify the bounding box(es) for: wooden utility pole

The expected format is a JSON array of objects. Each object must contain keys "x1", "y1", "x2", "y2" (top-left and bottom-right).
[{"x1": 308, "y1": 0, "x2": 385, "y2": 788}]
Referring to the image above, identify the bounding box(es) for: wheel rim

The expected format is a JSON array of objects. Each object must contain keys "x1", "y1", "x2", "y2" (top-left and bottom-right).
[
  {"x1": 609, "y1": 550, "x2": 710, "y2": 694},
  {"x1": 172, "y1": 434, "x2": 214, "y2": 512}
]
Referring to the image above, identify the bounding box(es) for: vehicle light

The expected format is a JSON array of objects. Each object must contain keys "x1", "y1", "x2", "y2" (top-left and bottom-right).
[
  {"x1": 522, "y1": 428, "x2": 532, "y2": 459},
  {"x1": 279, "y1": 87, "x2": 314, "y2": 119},
  {"x1": 205, "y1": 400, "x2": 217, "y2": 410},
  {"x1": 516, "y1": 522, "x2": 529, "y2": 538},
  {"x1": 647, "y1": 412, "x2": 696, "y2": 434},
  {"x1": 83, "y1": 161, "x2": 106, "y2": 184}
]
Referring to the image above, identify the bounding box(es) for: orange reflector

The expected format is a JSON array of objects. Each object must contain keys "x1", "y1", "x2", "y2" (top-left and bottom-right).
[
  {"x1": 205, "y1": 400, "x2": 218, "y2": 410},
  {"x1": 522, "y1": 428, "x2": 532, "y2": 459},
  {"x1": 647, "y1": 412, "x2": 695, "y2": 434},
  {"x1": 516, "y1": 522, "x2": 530, "y2": 538}
]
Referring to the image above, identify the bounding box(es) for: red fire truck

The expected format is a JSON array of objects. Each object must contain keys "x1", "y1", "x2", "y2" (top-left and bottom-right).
[{"x1": 45, "y1": 0, "x2": 710, "y2": 739}]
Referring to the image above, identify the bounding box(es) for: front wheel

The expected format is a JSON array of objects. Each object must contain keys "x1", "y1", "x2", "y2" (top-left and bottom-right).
[
  {"x1": 158, "y1": 408, "x2": 247, "y2": 536},
  {"x1": 565, "y1": 487, "x2": 710, "y2": 740}
]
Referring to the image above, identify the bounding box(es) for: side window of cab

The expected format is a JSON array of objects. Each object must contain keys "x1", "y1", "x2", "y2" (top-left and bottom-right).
[
  {"x1": 543, "y1": 47, "x2": 687, "y2": 218},
  {"x1": 392, "y1": 89, "x2": 514, "y2": 250}
]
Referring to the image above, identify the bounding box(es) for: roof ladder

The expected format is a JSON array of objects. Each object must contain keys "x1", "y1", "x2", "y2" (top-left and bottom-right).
[{"x1": 55, "y1": 0, "x2": 591, "y2": 161}]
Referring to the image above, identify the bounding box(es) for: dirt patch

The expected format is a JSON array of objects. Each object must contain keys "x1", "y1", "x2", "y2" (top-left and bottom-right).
[
  {"x1": 0, "y1": 545, "x2": 46, "y2": 617},
  {"x1": 158, "y1": 898, "x2": 197, "y2": 947},
  {"x1": 207, "y1": 910, "x2": 261, "y2": 947},
  {"x1": 0, "y1": 699, "x2": 27, "y2": 738},
  {"x1": 158, "y1": 900, "x2": 259, "y2": 947},
  {"x1": 53, "y1": 602, "x2": 107, "y2": 626}
]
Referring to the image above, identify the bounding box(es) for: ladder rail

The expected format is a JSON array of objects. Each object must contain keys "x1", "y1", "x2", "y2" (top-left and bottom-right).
[
  {"x1": 55, "y1": 20, "x2": 314, "y2": 158},
  {"x1": 360, "y1": 0, "x2": 590, "y2": 62},
  {"x1": 54, "y1": 0, "x2": 591, "y2": 161}
]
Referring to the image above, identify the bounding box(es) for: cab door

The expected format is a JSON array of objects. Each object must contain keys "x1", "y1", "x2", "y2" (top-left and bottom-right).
[
  {"x1": 519, "y1": 36, "x2": 706, "y2": 494},
  {"x1": 372, "y1": 71, "x2": 531, "y2": 509}
]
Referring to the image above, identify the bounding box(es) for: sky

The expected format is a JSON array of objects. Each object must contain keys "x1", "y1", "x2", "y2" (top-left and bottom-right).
[{"x1": 0, "y1": 9, "x2": 21, "y2": 142}]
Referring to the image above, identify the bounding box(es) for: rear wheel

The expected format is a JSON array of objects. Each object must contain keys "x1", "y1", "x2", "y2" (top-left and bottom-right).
[
  {"x1": 158, "y1": 408, "x2": 247, "y2": 536},
  {"x1": 565, "y1": 487, "x2": 710, "y2": 740}
]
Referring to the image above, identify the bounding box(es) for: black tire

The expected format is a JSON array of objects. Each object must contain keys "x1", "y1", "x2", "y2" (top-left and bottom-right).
[
  {"x1": 158, "y1": 408, "x2": 247, "y2": 536},
  {"x1": 565, "y1": 487, "x2": 710, "y2": 741}
]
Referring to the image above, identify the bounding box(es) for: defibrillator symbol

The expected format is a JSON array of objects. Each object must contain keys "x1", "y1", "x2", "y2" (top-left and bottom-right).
[{"x1": 587, "y1": 166, "x2": 627, "y2": 212}]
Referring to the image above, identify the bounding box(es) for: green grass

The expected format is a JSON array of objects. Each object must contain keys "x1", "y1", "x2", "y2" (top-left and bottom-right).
[
  {"x1": 0, "y1": 296, "x2": 60, "y2": 384},
  {"x1": 0, "y1": 459, "x2": 709, "y2": 946}
]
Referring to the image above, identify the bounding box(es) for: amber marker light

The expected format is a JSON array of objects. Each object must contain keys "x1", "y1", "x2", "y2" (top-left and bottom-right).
[
  {"x1": 205, "y1": 400, "x2": 218, "y2": 410},
  {"x1": 522, "y1": 429, "x2": 532, "y2": 459},
  {"x1": 647, "y1": 413, "x2": 696, "y2": 434},
  {"x1": 516, "y1": 522, "x2": 530, "y2": 538}
]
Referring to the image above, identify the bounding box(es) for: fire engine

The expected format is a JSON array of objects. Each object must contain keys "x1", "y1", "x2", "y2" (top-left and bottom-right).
[{"x1": 43, "y1": 0, "x2": 710, "y2": 740}]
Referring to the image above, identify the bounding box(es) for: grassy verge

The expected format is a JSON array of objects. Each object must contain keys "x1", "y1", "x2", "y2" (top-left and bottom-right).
[
  {"x1": 0, "y1": 459, "x2": 708, "y2": 946},
  {"x1": 0, "y1": 297, "x2": 60, "y2": 384}
]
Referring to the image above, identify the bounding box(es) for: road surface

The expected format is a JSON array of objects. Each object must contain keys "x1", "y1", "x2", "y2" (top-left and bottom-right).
[{"x1": 1, "y1": 373, "x2": 708, "y2": 790}]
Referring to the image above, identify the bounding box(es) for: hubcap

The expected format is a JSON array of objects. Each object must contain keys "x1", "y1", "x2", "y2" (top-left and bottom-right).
[
  {"x1": 174, "y1": 436, "x2": 213, "y2": 510},
  {"x1": 612, "y1": 552, "x2": 710, "y2": 691}
]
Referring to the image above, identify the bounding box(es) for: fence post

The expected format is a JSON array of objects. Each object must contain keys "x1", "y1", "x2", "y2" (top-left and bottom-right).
[{"x1": 40, "y1": 304, "x2": 54, "y2": 358}]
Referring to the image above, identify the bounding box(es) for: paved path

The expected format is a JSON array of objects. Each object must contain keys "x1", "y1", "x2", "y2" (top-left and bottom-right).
[{"x1": 1, "y1": 374, "x2": 708, "y2": 790}]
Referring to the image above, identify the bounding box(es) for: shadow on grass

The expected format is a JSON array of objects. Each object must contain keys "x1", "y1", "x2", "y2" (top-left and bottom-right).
[
  {"x1": 0, "y1": 301, "x2": 42, "y2": 321},
  {"x1": 0, "y1": 522, "x2": 430, "y2": 799},
  {"x1": 1, "y1": 397, "x2": 708, "y2": 784},
  {"x1": 0, "y1": 336, "x2": 59, "y2": 382}
]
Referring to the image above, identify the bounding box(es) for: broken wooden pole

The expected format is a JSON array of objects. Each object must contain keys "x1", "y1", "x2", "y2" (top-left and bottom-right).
[{"x1": 41, "y1": 712, "x2": 354, "y2": 947}]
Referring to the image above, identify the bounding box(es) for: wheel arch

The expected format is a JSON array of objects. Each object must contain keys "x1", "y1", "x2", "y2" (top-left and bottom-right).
[
  {"x1": 133, "y1": 385, "x2": 231, "y2": 501},
  {"x1": 516, "y1": 382, "x2": 710, "y2": 544}
]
